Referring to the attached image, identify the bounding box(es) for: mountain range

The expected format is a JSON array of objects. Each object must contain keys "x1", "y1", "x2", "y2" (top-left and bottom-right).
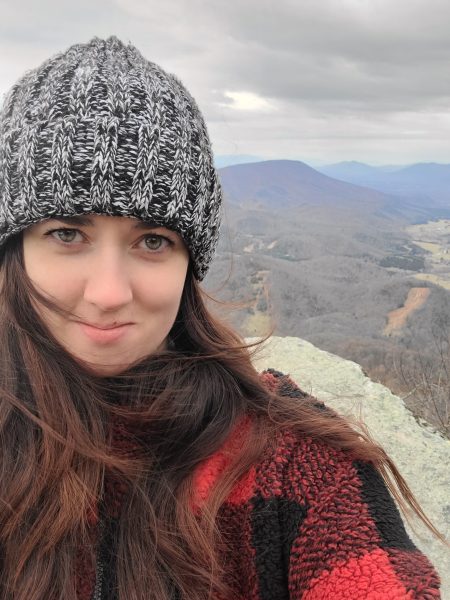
[
  {"x1": 218, "y1": 159, "x2": 450, "y2": 223},
  {"x1": 316, "y1": 160, "x2": 450, "y2": 208},
  {"x1": 202, "y1": 159, "x2": 450, "y2": 435}
]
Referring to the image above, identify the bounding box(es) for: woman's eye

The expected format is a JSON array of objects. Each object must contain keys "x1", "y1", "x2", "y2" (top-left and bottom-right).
[
  {"x1": 45, "y1": 228, "x2": 82, "y2": 243},
  {"x1": 142, "y1": 235, "x2": 171, "y2": 252}
]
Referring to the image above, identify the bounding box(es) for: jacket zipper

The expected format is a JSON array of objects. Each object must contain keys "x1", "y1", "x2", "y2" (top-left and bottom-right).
[
  {"x1": 91, "y1": 520, "x2": 105, "y2": 600},
  {"x1": 91, "y1": 556, "x2": 104, "y2": 600}
]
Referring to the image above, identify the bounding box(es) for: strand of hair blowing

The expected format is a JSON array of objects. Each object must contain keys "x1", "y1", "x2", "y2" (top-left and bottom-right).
[{"x1": 0, "y1": 234, "x2": 447, "y2": 600}]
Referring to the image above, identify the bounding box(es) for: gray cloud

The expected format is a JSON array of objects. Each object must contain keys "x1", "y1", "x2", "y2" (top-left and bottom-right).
[{"x1": 1, "y1": 0, "x2": 450, "y2": 163}]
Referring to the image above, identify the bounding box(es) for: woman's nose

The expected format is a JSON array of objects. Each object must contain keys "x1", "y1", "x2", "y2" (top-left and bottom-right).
[{"x1": 83, "y1": 252, "x2": 133, "y2": 311}]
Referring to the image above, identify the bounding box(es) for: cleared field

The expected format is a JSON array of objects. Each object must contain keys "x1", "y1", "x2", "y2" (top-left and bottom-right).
[
  {"x1": 384, "y1": 287, "x2": 430, "y2": 335},
  {"x1": 407, "y1": 220, "x2": 450, "y2": 264},
  {"x1": 243, "y1": 270, "x2": 272, "y2": 336},
  {"x1": 406, "y1": 219, "x2": 450, "y2": 238},
  {"x1": 244, "y1": 311, "x2": 272, "y2": 336},
  {"x1": 413, "y1": 241, "x2": 442, "y2": 254},
  {"x1": 413, "y1": 273, "x2": 450, "y2": 290}
]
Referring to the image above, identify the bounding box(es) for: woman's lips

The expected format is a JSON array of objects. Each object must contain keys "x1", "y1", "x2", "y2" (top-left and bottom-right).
[{"x1": 78, "y1": 322, "x2": 133, "y2": 344}]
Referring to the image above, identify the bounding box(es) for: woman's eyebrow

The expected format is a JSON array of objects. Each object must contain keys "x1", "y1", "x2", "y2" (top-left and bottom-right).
[
  {"x1": 50, "y1": 216, "x2": 161, "y2": 229},
  {"x1": 133, "y1": 220, "x2": 164, "y2": 230},
  {"x1": 51, "y1": 216, "x2": 94, "y2": 226}
]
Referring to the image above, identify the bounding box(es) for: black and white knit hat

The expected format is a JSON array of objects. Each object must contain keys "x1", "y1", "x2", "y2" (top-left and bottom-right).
[{"x1": 0, "y1": 36, "x2": 223, "y2": 281}]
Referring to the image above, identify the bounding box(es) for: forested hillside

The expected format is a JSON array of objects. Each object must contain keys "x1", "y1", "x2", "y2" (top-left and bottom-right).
[{"x1": 203, "y1": 160, "x2": 450, "y2": 435}]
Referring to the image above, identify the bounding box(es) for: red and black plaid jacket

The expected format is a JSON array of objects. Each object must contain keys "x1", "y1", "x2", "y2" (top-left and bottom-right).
[{"x1": 76, "y1": 369, "x2": 441, "y2": 599}]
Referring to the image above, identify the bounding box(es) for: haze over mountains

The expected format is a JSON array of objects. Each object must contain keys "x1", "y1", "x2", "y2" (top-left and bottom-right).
[
  {"x1": 317, "y1": 160, "x2": 450, "y2": 209},
  {"x1": 204, "y1": 159, "x2": 450, "y2": 434},
  {"x1": 214, "y1": 155, "x2": 264, "y2": 169},
  {"x1": 219, "y1": 160, "x2": 390, "y2": 213},
  {"x1": 218, "y1": 159, "x2": 450, "y2": 222}
]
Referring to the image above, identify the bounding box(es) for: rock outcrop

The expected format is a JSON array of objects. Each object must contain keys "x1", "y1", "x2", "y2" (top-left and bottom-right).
[{"x1": 248, "y1": 335, "x2": 450, "y2": 598}]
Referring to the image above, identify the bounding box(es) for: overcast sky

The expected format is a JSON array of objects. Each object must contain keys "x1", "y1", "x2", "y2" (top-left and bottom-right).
[{"x1": 2, "y1": 0, "x2": 450, "y2": 166}]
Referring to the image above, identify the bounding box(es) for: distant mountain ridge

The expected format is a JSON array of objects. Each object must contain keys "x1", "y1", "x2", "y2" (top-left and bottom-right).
[
  {"x1": 319, "y1": 160, "x2": 389, "y2": 177},
  {"x1": 219, "y1": 159, "x2": 392, "y2": 211},
  {"x1": 317, "y1": 161, "x2": 450, "y2": 208},
  {"x1": 214, "y1": 154, "x2": 265, "y2": 168},
  {"x1": 218, "y1": 159, "x2": 450, "y2": 223}
]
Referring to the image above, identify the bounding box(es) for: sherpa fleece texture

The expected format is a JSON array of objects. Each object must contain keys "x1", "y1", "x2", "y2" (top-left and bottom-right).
[{"x1": 76, "y1": 369, "x2": 441, "y2": 599}]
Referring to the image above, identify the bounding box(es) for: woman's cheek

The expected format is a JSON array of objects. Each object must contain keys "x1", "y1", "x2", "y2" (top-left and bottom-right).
[{"x1": 39, "y1": 267, "x2": 84, "y2": 306}]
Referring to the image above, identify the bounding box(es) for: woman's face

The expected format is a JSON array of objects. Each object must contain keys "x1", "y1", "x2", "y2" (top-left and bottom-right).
[{"x1": 22, "y1": 215, "x2": 190, "y2": 376}]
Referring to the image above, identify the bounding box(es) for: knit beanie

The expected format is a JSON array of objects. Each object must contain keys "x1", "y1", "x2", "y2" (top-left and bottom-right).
[{"x1": 0, "y1": 36, "x2": 223, "y2": 281}]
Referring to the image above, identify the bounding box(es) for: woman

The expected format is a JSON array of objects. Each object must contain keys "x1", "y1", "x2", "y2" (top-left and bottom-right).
[{"x1": 0, "y1": 36, "x2": 444, "y2": 600}]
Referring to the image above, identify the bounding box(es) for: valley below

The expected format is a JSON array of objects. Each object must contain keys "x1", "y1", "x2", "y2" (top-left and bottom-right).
[
  {"x1": 202, "y1": 160, "x2": 450, "y2": 436},
  {"x1": 407, "y1": 219, "x2": 450, "y2": 290}
]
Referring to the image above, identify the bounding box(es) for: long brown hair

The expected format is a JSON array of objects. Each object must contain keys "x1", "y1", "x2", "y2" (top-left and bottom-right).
[{"x1": 0, "y1": 232, "x2": 446, "y2": 600}]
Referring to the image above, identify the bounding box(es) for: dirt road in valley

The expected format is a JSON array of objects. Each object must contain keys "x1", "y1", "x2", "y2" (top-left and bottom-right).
[{"x1": 383, "y1": 287, "x2": 430, "y2": 336}]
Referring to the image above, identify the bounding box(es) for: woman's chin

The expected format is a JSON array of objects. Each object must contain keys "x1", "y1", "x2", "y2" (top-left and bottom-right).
[
  {"x1": 69, "y1": 349, "x2": 167, "y2": 377},
  {"x1": 81, "y1": 361, "x2": 131, "y2": 378},
  {"x1": 59, "y1": 337, "x2": 171, "y2": 377},
  {"x1": 68, "y1": 352, "x2": 135, "y2": 377}
]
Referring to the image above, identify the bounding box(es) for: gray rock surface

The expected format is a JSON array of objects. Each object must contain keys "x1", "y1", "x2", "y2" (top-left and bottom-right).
[{"x1": 248, "y1": 335, "x2": 450, "y2": 599}]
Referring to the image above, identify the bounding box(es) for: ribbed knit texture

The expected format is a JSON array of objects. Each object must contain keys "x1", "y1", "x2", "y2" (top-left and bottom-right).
[
  {"x1": 75, "y1": 369, "x2": 441, "y2": 599},
  {"x1": 0, "y1": 36, "x2": 222, "y2": 280}
]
